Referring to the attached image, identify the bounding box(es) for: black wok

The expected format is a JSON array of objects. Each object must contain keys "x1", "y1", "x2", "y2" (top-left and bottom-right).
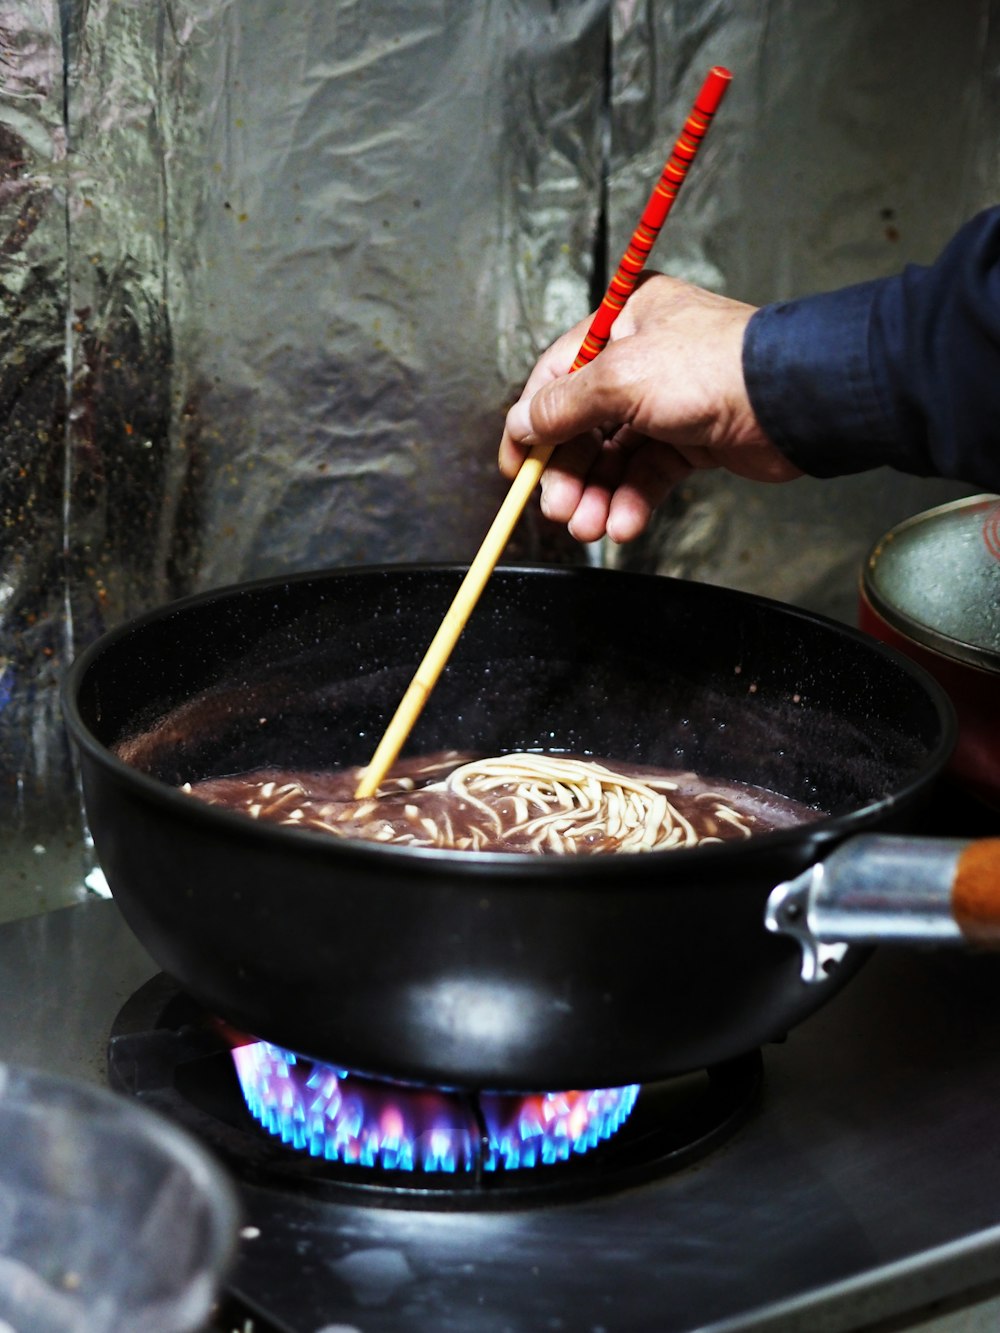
[{"x1": 62, "y1": 565, "x2": 954, "y2": 1091}]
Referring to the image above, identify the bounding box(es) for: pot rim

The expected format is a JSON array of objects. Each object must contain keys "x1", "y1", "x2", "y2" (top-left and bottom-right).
[
  {"x1": 61, "y1": 562, "x2": 959, "y2": 880},
  {"x1": 861, "y1": 493, "x2": 1000, "y2": 675}
]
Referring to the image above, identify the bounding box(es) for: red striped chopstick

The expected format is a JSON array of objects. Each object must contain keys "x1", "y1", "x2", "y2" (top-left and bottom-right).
[
  {"x1": 572, "y1": 64, "x2": 732, "y2": 370},
  {"x1": 354, "y1": 67, "x2": 732, "y2": 799}
]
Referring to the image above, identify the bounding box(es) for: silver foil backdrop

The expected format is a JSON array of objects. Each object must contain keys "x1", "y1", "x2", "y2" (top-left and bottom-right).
[{"x1": 0, "y1": 0, "x2": 997, "y2": 912}]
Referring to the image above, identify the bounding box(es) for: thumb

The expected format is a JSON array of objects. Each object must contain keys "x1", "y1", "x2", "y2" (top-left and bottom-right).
[{"x1": 505, "y1": 360, "x2": 624, "y2": 448}]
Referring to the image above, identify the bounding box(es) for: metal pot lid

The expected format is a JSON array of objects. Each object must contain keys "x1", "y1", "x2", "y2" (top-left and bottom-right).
[{"x1": 862, "y1": 493, "x2": 1000, "y2": 673}]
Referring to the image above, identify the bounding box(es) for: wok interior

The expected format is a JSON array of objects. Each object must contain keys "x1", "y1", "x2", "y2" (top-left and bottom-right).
[{"x1": 79, "y1": 565, "x2": 948, "y2": 824}]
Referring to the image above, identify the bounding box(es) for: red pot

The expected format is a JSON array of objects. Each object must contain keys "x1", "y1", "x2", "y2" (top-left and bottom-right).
[{"x1": 859, "y1": 494, "x2": 1000, "y2": 811}]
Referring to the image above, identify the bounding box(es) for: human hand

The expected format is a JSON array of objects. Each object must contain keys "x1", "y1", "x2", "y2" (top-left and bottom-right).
[{"x1": 498, "y1": 273, "x2": 802, "y2": 544}]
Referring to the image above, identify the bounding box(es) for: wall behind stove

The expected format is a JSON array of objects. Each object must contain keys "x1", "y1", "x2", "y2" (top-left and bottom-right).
[{"x1": 0, "y1": 0, "x2": 996, "y2": 911}]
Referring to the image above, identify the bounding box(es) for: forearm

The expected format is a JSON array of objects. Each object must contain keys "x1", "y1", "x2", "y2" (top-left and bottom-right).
[{"x1": 743, "y1": 206, "x2": 1000, "y2": 490}]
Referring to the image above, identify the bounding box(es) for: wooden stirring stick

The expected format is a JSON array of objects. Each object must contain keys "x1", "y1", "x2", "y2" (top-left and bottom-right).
[{"x1": 355, "y1": 66, "x2": 732, "y2": 799}]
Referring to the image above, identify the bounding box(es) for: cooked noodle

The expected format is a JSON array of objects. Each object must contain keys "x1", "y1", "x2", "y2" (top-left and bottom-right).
[
  {"x1": 183, "y1": 752, "x2": 759, "y2": 854},
  {"x1": 426, "y1": 752, "x2": 750, "y2": 853}
]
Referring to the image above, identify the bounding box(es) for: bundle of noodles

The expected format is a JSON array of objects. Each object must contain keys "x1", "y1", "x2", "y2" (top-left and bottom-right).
[
  {"x1": 436, "y1": 753, "x2": 751, "y2": 854},
  {"x1": 184, "y1": 752, "x2": 757, "y2": 855}
]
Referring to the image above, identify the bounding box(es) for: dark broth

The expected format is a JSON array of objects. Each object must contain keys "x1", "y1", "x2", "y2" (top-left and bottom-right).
[{"x1": 183, "y1": 751, "x2": 823, "y2": 855}]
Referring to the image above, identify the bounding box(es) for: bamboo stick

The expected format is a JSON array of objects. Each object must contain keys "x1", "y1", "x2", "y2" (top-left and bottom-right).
[{"x1": 355, "y1": 66, "x2": 732, "y2": 798}]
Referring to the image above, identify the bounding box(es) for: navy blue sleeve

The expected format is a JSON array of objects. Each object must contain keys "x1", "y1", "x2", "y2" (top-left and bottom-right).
[{"x1": 742, "y1": 207, "x2": 1000, "y2": 490}]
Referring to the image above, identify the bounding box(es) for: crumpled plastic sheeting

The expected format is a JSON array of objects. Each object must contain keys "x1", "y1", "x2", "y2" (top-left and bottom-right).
[
  {"x1": 176, "y1": 0, "x2": 607, "y2": 585},
  {"x1": 0, "y1": 2, "x2": 69, "y2": 839},
  {"x1": 1, "y1": 0, "x2": 605, "y2": 858},
  {"x1": 1, "y1": 0, "x2": 999, "y2": 890}
]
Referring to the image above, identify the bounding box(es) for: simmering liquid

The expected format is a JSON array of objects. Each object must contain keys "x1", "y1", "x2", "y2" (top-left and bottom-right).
[{"x1": 183, "y1": 750, "x2": 822, "y2": 855}]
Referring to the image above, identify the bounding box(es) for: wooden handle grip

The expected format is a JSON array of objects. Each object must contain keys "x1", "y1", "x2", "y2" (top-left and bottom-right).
[{"x1": 953, "y1": 839, "x2": 1000, "y2": 942}]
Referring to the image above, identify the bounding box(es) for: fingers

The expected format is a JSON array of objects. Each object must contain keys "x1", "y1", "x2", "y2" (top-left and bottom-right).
[
  {"x1": 548, "y1": 432, "x2": 627, "y2": 544},
  {"x1": 535, "y1": 432, "x2": 605, "y2": 529},
  {"x1": 497, "y1": 422, "x2": 530, "y2": 479},
  {"x1": 496, "y1": 272, "x2": 785, "y2": 545},
  {"x1": 500, "y1": 374, "x2": 696, "y2": 545},
  {"x1": 606, "y1": 440, "x2": 692, "y2": 544},
  {"x1": 541, "y1": 431, "x2": 693, "y2": 546}
]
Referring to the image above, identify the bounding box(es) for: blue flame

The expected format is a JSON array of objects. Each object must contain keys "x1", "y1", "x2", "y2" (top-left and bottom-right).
[{"x1": 231, "y1": 1041, "x2": 639, "y2": 1173}]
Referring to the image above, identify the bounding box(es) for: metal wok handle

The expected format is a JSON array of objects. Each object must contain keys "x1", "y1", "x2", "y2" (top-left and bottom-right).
[{"x1": 766, "y1": 835, "x2": 1000, "y2": 983}]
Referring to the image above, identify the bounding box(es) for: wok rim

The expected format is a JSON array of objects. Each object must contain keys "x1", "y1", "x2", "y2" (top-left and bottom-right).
[{"x1": 61, "y1": 562, "x2": 959, "y2": 882}]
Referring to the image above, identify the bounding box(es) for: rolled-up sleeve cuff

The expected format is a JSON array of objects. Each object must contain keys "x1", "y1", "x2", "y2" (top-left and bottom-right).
[{"x1": 742, "y1": 281, "x2": 903, "y2": 478}]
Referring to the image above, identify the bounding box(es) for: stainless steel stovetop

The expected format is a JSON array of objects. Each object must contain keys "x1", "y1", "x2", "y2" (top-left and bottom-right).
[{"x1": 3, "y1": 896, "x2": 1000, "y2": 1333}]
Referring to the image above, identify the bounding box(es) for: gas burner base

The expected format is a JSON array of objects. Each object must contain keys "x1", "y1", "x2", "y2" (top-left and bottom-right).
[{"x1": 108, "y1": 975, "x2": 762, "y2": 1210}]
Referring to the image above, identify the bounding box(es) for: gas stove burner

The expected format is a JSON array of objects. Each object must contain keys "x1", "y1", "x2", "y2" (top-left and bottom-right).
[
  {"x1": 108, "y1": 975, "x2": 762, "y2": 1210},
  {"x1": 232, "y1": 1038, "x2": 639, "y2": 1172}
]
